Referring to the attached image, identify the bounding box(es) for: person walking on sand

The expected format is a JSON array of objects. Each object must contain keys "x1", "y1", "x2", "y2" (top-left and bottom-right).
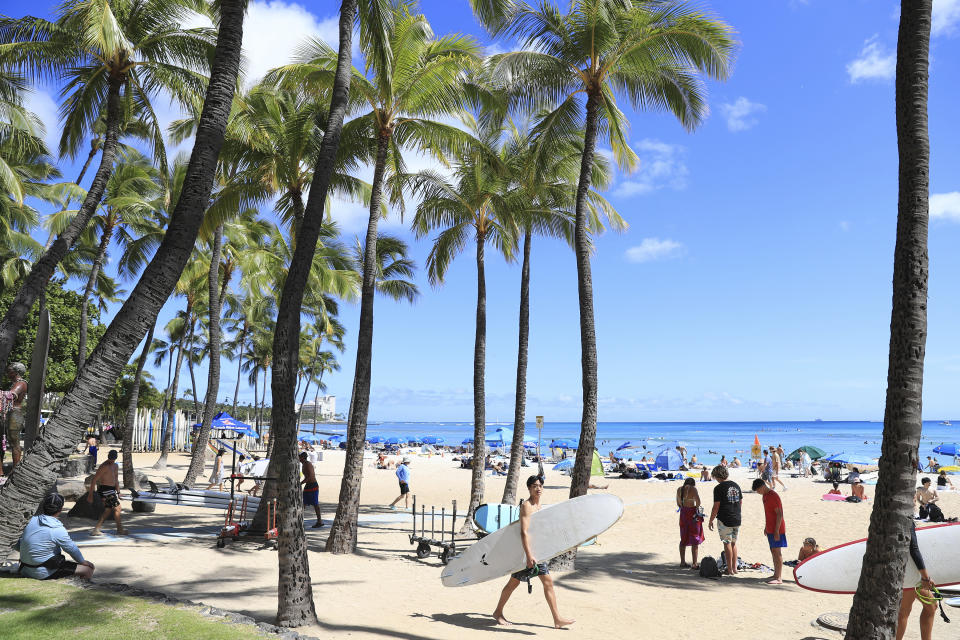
[
  {"x1": 83, "y1": 433, "x2": 99, "y2": 474},
  {"x1": 771, "y1": 449, "x2": 787, "y2": 491},
  {"x1": 88, "y1": 450, "x2": 126, "y2": 536},
  {"x1": 1, "y1": 362, "x2": 28, "y2": 468},
  {"x1": 708, "y1": 465, "x2": 743, "y2": 576},
  {"x1": 752, "y1": 479, "x2": 787, "y2": 585},
  {"x1": 897, "y1": 522, "x2": 937, "y2": 640},
  {"x1": 16, "y1": 493, "x2": 95, "y2": 580},
  {"x1": 299, "y1": 452, "x2": 323, "y2": 528},
  {"x1": 389, "y1": 457, "x2": 412, "y2": 510},
  {"x1": 677, "y1": 478, "x2": 704, "y2": 569},
  {"x1": 205, "y1": 448, "x2": 226, "y2": 491},
  {"x1": 492, "y1": 475, "x2": 574, "y2": 629}
]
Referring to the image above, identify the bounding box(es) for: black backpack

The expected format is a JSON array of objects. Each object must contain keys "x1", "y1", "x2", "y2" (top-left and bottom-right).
[
  {"x1": 846, "y1": 495, "x2": 862, "y2": 503},
  {"x1": 699, "y1": 556, "x2": 721, "y2": 579}
]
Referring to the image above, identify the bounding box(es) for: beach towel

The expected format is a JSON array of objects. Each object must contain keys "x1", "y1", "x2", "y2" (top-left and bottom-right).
[{"x1": 679, "y1": 506, "x2": 705, "y2": 547}]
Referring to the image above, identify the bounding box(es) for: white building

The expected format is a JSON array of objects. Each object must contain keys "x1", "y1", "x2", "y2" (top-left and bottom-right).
[{"x1": 298, "y1": 395, "x2": 336, "y2": 421}]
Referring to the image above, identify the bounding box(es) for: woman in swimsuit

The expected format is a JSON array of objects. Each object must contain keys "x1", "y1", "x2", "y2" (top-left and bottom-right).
[{"x1": 676, "y1": 478, "x2": 704, "y2": 569}]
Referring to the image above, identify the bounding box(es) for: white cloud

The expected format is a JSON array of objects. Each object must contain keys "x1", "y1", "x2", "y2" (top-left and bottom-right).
[
  {"x1": 24, "y1": 89, "x2": 61, "y2": 152},
  {"x1": 241, "y1": 1, "x2": 340, "y2": 86},
  {"x1": 930, "y1": 192, "x2": 960, "y2": 221},
  {"x1": 847, "y1": 36, "x2": 895, "y2": 83},
  {"x1": 933, "y1": 0, "x2": 960, "y2": 37},
  {"x1": 839, "y1": 220, "x2": 851, "y2": 232},
  {"x1": 625, "y1": 238, "x2": 684, "y2": 263},
  {"x1": 718, "y1": 96, "x2": 766, "y2": 132},
  {"x1": 614, "y1": 139, "x2": 688, "y2": 197}
]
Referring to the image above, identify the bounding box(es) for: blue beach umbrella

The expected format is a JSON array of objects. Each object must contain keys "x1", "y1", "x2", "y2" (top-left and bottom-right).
[
  {"x1": 616, "y1": 441, "x2": 649, "y2": 452},
  {"x1": 422, "y1": 436, "x2": 445, "y2": 445},
  {"x1": 404, "y1": 435, "x2": 423, "y2": 444},
  {"x1": 462, "y1": 437, "x2": 474, "y2": 445},
  {"x1": 367, "y1": 435, "x2": 387, "y2": 444},
  {"x1": 550, "y1": 439, "x2": 578, "y2": 449},
  {"x1": 933, "y1": 444, "x2": 960, "y2": 456},
  {"x1": 552, "y1": 459, "x2": 574, "y2": 471},
  {"x1": 299, "y1": 433, "x2": 321, "y2": 443},
  {"x1": 386, "y1": 436, "x2": 406, "y2": 445},
  {"x1": 327, "y1": 435, "x2": 346, "y2": 444}
]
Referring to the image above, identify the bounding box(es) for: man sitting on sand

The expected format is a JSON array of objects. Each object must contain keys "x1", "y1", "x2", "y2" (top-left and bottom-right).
[
  {"x1": 299, "y1": 452, "x2": 323, "y2": 528},
  {"x1": 16, "y1": 493, "x2": 95, "y2": 580},
  {"x1": 731, "y1": 457, "x2": 741, "y2": 468},
  {"x1": 915, "y1": 477, "x2": 939, "y2": 519},
  {"x1": 88, "y1": 450, "x2": 126, "y2": 536},
  {"x1": 752, "y1": 478, "x2": 787, "y2": 585},
  {"x1": 492, "y1": 475, "x2": 574, "y2": 629}
]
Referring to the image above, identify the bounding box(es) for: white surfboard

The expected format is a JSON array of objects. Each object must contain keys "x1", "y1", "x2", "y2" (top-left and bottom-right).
[
  {"x1": 794, "y1": 523, "x2": 960, "y2": 594},
  {"x1": 440, "y1": 494, "x2": 623, "y2": 588}
]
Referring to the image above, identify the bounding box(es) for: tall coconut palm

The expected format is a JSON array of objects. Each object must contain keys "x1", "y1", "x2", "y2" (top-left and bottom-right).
[
  {"x1": 409, "y1": 123, "x2": 516, "y2": 524},
  {"x1": 0, "y1": 0, "x2": 216, "y2": 374},
  {"x1": 500, "y1": 123, "x2": 622, "y2": 504},
  {"x1": 0, "y1": 0, "x2": 245, "y2": 553},
  {"x1": 477, "y1": 0, "x2": 735, "y2": 501},
  {"x1": 844, "y1": 2, "x2": 932, "y2": 638},
  {"x1": 275, "y1": 1, "x2": 479, "y2": 555}
]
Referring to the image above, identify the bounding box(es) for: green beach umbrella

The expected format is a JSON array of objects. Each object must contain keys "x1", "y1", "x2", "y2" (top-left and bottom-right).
[{"x1": 787, "y1": 445, "x2": 827, "y2": 461}]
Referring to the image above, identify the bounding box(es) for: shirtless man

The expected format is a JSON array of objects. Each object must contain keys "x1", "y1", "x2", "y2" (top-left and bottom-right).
[
  {"x1": 915, "y1": 477, "x2": 939, "y2": 518},
  {"x1": 2, "y1": 362, "x2": 28, "y2": 469},
  {"x1": 299, "y1": 452, "x2": 323, "y2": 528},
  {"x1": 851, "y1": 478, "x2": 868, "y2": 500},
  {"x1": 84, "y1": 434, "x2": 99, "y2": 474},
  {"x1": 492, "y1": 475, "x2": 574, "y2": 629},
  {"x1": 88, "y1": 450, "x2": 126, "y2": 536}
]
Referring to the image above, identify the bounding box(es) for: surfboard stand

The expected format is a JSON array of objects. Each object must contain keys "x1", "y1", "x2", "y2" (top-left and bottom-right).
[{"x1": 408, "y1": 496, "x2": 465, "y2": 565}]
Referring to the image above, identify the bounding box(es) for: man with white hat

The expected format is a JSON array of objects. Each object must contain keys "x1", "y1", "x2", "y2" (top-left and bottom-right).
[{"x1": 389, "y1": 457, "x2": 412, "y2": 510}]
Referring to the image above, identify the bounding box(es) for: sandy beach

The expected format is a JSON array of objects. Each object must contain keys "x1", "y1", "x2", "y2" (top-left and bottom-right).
[{"x1": 16, "y1": 446, "x2": 952, "y2": 639}]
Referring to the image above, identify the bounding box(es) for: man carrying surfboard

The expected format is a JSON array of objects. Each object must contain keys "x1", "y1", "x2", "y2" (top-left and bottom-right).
[{"x1": 492, "y1": 475, "x2": 575, "y2": 629}]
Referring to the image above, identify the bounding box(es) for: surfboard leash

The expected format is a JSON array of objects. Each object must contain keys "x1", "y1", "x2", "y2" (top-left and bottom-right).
[{"x1": 915, "y1": 582, "x2": 951, "y2": 623}]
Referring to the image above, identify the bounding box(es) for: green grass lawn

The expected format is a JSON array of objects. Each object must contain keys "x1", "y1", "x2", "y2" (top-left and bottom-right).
[{"x1": 0, "y1": 579, "x2": 270, "y2": 640}]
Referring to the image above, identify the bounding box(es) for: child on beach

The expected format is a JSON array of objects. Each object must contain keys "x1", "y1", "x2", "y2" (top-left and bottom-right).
[
  {"x1": 752, "y1": 479, "x2": 787, "y2": 585},
  {"x1": 676, "y1": 478, "x2": 704, "y2": 569},
  {"x1": 492, "y1": 475, "x2": 574, "y2": 629},
  {"x1": 828, "y1": 482, "x2": 843, "y2": 496}
]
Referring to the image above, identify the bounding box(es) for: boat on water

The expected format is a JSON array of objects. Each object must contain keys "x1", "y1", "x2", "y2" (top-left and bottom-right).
[{"x1": 941, "y1": 421, "x2": 953, "y2": 426}]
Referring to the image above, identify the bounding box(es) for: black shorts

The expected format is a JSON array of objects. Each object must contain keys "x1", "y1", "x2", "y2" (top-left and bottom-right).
[
  {"x1": 98, "y1": 486, "x2": 120, "y2": 509},
  {"x1": 511, "y1": 563, "x2": 549, "y2": 581},
  {"x1": 44, "y1": 561, "x2": 78, "y2": 580},
  {"x1": 399, "y1": 481, "x2": 409, "y2": 495}
]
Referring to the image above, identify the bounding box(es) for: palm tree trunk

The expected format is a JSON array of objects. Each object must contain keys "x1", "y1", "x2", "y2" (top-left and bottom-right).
[
  {"x1": 187, "y1": 318, "x2": 200, "y2": 417},
  {"x1": 503, "y1": 230, "x2": 531, "y2": 505},
  {"x1": 252, "y1": 367, "x2": 260, "y2": 435},
  {"x1": 845, "y1": 3, "x2": 931, "y2": 637},
  {"x1": 244, "y1": 3, "x2": 356, "y2": 624},
  {"x1": 326, "y1": 130, "x2": 390, "y2": 553},
  {"x1": 78, "y1": 218, "x2": 115, "y2": 371},
  {"x1": 569, "y1": 92, "x2": 601, "y2": 501},
  {"x1": 0, "y1": 0, "x2": 244, "y2": 552},
  {"x1": 155, "y1": 334, "x2": 186, "y2": 469},
  {"x1": 0, "y1": 75, "x2": 124, "y2": 374},
  {"x1": 184, "y1": 225, "x2": 224, "y2": 487},
  {"x1": 297, "y1": 377, "x2": 311, "y2": 433},
  {"x1": 232, "y1": 321, "x2": 247, "y2": 416},
  {"x1": 123, "y1": 321, "x2": 155, "y2": 489},
  {"x1": 466, "y1": 232, "x2": 487, "y2": 522}
]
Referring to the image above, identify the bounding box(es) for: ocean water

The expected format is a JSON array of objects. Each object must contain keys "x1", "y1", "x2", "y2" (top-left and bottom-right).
[{"x1": 301, "y1": 420, "x2": 960, "y2": 466}]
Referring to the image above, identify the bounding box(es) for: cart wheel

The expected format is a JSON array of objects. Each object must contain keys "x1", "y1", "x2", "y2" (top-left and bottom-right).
[
  {"x1": 440, "y1": 548, "x2": 452, "y2": 565},
  {"x1": 216, "y1": 538, "x2": 225, "y2": 548},
  {"x1": 416, "y1": 542, "x2": 431, "y2": 559}
]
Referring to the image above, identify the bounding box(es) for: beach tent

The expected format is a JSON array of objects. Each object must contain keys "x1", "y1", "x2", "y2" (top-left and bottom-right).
[
  {"x1": 786, "y1": 445, "x2": 827, "y2": 461},
  {"x1": 591, "y1": 450, "x2": 604, "y2": 477},
  {"x1": 652, "y1": 446, "x2": 683, "y2": 471}
]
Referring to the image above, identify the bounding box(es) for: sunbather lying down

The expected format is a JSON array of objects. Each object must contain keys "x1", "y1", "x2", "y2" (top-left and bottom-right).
[{"x1": 589, "y1": 482, "x2": 609, "y2": 490}]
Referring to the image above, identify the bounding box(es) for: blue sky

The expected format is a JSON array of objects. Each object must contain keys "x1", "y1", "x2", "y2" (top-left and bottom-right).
[{"x1": 7, "y1": 0, "x2": 960, "y2": 421}]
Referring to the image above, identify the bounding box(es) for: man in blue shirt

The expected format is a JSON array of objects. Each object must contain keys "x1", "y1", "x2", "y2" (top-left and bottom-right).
[
  {"x1": 388, "y1": 457, "x2": 412, "y2": 510},
  {"x1": 15, "y1": 493, "x2": 94, "y2": 580}
]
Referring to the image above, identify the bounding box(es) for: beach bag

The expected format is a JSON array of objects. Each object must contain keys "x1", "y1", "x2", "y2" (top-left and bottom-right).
[
  {"x1": 699, "y1": 556, "x2": 721, "y2": 579},
  {"x1": 845, "y1": 496, "x2": 862, "y2": 503},
  {"x1": 927, "y1": 503, "x2": 946, "y2": 522}
]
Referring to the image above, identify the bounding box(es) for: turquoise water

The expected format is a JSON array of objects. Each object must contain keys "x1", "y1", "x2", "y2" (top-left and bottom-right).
[{"x1": 301, "y1": 420, "x2": 960, "y2": 466}]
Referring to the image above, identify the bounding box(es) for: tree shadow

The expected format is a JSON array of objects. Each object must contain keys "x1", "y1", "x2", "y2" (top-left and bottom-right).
[{"x1": 0, "y1": 593, "x2": 41, "y2": 607}]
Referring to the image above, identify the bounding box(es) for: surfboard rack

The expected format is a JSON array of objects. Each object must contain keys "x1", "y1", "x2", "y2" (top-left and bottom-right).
[{"x1": 408, "y1": 496, "x2": 466, "y2": 565}]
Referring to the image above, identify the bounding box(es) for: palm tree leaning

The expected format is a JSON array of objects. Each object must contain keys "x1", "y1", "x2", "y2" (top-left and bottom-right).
[
  {"x1": 845, "y1": 2, "x2": 932, "y2": 637},
  {"x1": 479, "y1": 0, "x2": 735, "y2": 501},
  {"x1": 410, "y1": 121, "x2": 516, "y2": 524},
  {"x1": 0, "y1": 0, "x2": 215, "y2": 374},
  {"x1": 270, "y1": 1, "x2": 480, "y2": 554},
  {"x1": 0, "y1": 0, "x2": 245, "y2": 553}
]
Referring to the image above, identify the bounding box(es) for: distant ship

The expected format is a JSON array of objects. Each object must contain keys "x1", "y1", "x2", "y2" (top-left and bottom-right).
[
  {"x1": 941, "y1": 421, "x2": 953, "y2": 426},
  {"x1": 814, "y1": 418, "x2": 823, "y2": 422}
]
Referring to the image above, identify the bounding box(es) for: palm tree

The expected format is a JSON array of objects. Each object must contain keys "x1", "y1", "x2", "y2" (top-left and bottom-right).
[
  {"x1": 500, "y1": 122, "x2": 622, "y2": 504},
  {"x1": 0, "y1": 0, "x2": 216, "y2": 374},
  {"x1": 122, "y1": 320, "x2": 155, "y2": 489},
  {"x1": 844, "y1": 2, "x2": 932, "y2": 637},
  {"x1": 409, "y1": 123, "x2": 516, "y2": 524},
  {"x1": 477, "y1": 0, "x2": 735, "y2": 501},
  {"x1": 274, "y1": 1, "x2": 478, "y2": 555},
  {"x1": 0, "y1": 0, "x2": 245, "y2": 553}
]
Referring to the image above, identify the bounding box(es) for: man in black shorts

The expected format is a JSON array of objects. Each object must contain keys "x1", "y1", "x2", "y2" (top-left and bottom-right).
[
  {"x1": 88, "y1": 449, "x2": 126, "y2": 536},
  {"x1": 15, "y1": 493, "x2": 95, "y2": 580},
  {"x1": 388, "y1": 457, "x2": 412, "y2": 510}
]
